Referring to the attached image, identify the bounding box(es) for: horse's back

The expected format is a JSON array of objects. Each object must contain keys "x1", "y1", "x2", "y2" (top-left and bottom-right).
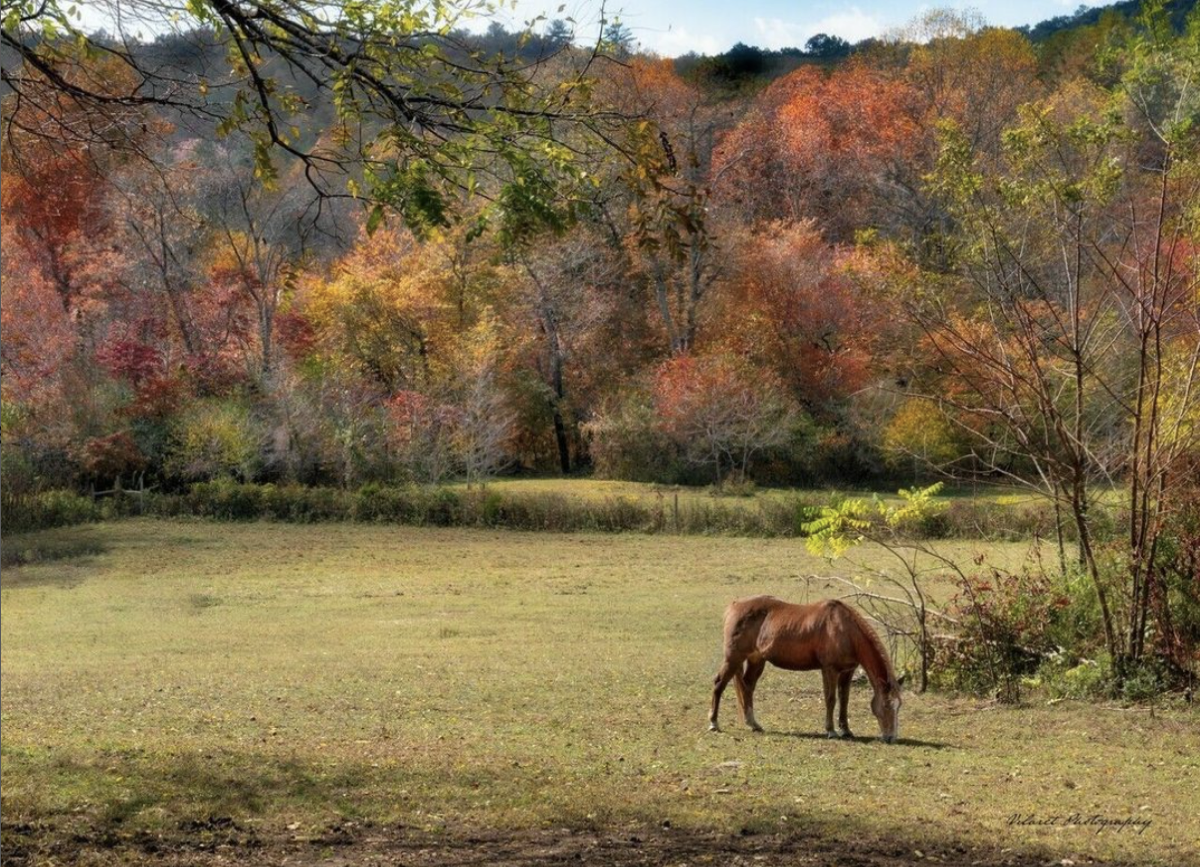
[{"x1": 723, "y1": 597, "x2": 849, "y2": 670}]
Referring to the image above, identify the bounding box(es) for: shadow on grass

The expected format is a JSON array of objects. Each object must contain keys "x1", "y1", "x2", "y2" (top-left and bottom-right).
[
  {"x1": 1, "y1": 748, "x2": 1153, "y2": 867},
  {"x1": 764, "y1": 730, "x2": 955, "y2": 749},
  {"x1": 0, "y1": 529, "x2": 107, "y2": 583}
]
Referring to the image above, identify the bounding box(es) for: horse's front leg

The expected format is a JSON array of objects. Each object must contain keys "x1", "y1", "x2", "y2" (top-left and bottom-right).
[
  {"x1": 837, "y1": 669, "x2": 854, "y2": 738},
  {"x1": 822, "y1": 668, "x2": 839, "y2": 738}
]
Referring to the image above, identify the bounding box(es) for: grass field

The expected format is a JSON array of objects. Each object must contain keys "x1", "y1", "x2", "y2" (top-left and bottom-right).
[
  {"x1": 449, "y1": 477, "x2": 1052, "y2": 505},
  {"x1": 2, "y1": 520, "x2": 1197, "y2": 866}
]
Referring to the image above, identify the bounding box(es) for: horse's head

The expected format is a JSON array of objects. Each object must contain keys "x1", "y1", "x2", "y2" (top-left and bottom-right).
[{"x1": 871, "y1": 676, "x2": 904, "y2": 744}]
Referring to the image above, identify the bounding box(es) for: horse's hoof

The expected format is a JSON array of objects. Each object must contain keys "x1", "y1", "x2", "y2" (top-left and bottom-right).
[
  {"x1": 840, "y1": 729, "x2": 853, "y2": 739},
  {"x1": 749, "y1": 723, "x2": 764, "y2": 733},
  {"x1": 708, "y1": 723, "x2": 720, "y2": 733},
  {"x1": 825, "y1": 730, "x2": 841, "y2": 739}
]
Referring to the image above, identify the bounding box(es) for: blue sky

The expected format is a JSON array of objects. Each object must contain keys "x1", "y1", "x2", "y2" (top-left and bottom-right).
[
  {"x1": 484, "y1": 0, "x2": 1097, "y2": 55},
  {"x1": 77, "y1": 1, "x2": 1099, "y2": 57}
]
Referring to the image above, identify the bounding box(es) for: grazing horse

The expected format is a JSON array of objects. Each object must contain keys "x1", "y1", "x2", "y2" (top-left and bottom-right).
[{"x1": 708, "y1": 596, "x2": 903, "y2": 742}]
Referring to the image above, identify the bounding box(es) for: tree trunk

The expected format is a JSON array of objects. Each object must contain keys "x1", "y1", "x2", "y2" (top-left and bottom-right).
[
  {"x1": 1070, "y1": 485, "x2": 1120, "y2": 670},
  {"x1": 166, "y1": 282, "x2": 199, "y2": 356},
  {"x1": 652, "y1": 261, "x2": 684, "y2": 354},
  {"x1": 259, "y1": 301, "x2": 274, "y2": 378},
  {"x1": 552, "y1": 406, "x2": 571, "y2": 474}
]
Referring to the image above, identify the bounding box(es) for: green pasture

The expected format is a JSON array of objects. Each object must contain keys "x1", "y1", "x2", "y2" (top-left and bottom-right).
[{"x1": 1, "y1": 521, "x2": 1195, "y2": 865}]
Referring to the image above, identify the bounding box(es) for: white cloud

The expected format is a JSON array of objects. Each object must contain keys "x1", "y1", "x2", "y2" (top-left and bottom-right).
[
  {"x1": 644, "y1": 25, "x2": 723, "y2": 57},
  {"x1": 752, "y1": 7, "x2": 884, "y2": 51}
]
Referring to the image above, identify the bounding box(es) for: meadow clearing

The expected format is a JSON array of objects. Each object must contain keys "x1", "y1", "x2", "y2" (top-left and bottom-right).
[{"x1": 2, "y1": 519, "x2": 1197, "y2": 866}]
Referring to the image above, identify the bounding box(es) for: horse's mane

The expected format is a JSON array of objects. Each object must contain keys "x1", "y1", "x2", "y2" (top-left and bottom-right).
[{"x1": 833, "y1": 600, "x2": 897, "y2": 690}]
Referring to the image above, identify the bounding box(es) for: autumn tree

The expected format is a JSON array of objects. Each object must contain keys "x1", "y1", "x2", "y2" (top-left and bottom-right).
[
  {"x1": 713, "y1": 63, "x2": 927, "y2": 242},
  {"x1": 708, "y1": 220, "x2": 886, "y2": 415},
  {"x1": 302, "y1": 225, "x2": 454, "y2": 393},
  {"x1": 903, "y1": 4, "x2": 1200, "y2": 675},
  {"x1": 613, "y1": 58, "x2": 736, "y2": 354},
  {"x1": 652, "y1": 354, "x2": 799, "y2": 486},
  {"x1": 386, "y1": 390, "x2": 458, "y2": 484},
  {"x1": 512, "y1": 229, "x2": 621, "y2": 473},
  {"x1": 450, "y1": 315, "x2": 517, "y2": 487},
  {"x1": 897, "y1": 9, "x2": 1040, "y2": 160},
  {"x1": 108, "y1": 147, "x2": 211, "y2": 357},
  {"x1": 0, "y1": 214, "x2": 75, "y2": 401},
  {"x1": 201, "y1": 144, "x2": 344, "y2": 378}
]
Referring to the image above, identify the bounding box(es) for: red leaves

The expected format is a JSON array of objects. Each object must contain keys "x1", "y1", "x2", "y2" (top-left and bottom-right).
[
  {"x1": 96, "y1": 339, "x2": 163, "y2": 386},
  {"x1": 79, "y1": 431, "x2": 147, "y2": 482},
  {"x1": 275, "y1": 310, "x2": 318, "y2": 362},
  {"x1": 387, "y1": 390, "x2": 459, "y2": 448},
  {"x1": 706, "y1": 221, "x2": 886, "y2": 414},
  {"x1": 651, "y1": 353, "x2": 799, "y2": 482},
  {"x1": 0, "y1": 220, "x2": 75, "y2": 398},
  {"x1": 125, "y1": 375, "x2": 189, "y2": 420},
  {"x1": 2, "y1": 154, "x2": 111, "y2": 311}
]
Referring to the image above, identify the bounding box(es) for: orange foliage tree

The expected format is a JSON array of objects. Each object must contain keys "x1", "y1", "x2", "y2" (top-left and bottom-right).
[
  {"x1": 713, "y1": 64, "x2": 927, "y2": 240},
  {"x1": 652, "y1": 354, "x2": 799, "y2": 485},
  {"x1": 706, "y1": 220, "x2": 887, "y2": 415}
]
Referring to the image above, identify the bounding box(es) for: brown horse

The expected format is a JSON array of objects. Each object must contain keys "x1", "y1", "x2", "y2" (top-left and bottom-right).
[{"x1": 709, "y1": 596, "x2": 903, "y2": 742}]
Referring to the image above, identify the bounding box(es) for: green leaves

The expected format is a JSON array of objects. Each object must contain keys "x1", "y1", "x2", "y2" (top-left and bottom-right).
[
  {"x1": 802, "y1": 485, "x2": 946, "y2": 558},
  {"x1": 6, "y1": 0, "x2": 615, "y2": 247},
  {"x1": 367, "y1": 157, "x2": 453, "y2": 240},
  {"x1": 887, "y1": 483, "x2": 946, "y2": 530},
  {"x1": 365, "y1": 204, "x2": 386, "y2": 236},
  {"x1": 803, "y1": 499, "x2": 872, "y2": 559}
]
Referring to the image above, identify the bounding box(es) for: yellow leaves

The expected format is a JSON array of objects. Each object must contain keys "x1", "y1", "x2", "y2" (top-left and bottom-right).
[
  {"x1": 297, "y1": 225, "x2": 512, "y2": 391},
  {"x1": 883, "y1": 401, "x2": 963, "y2": 469}
]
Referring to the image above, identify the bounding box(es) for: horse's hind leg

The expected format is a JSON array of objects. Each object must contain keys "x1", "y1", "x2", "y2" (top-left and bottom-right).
[
  {"x1": 709, "y1": 658, "x2": 741, "y2": 732},
  {"x1": 740, "y1": 660, "x2": 766, "y2": 732},
  {"x1": 837, "y1": 669, "x2": 854, "y2": 738}
]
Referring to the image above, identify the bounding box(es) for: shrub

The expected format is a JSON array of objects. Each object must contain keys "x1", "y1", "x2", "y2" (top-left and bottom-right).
[
  {"x1": 585, "y1": 393, "x2": 678, "y2": 483},
  {"x1": 933, "y1": 567, "x2": 1070, "y2": 701},
  {"x1": 1, "y1": 434, "x2": 35, "y2": 487},
  {"x1": 652, "y1": 354, "x2": 801, "y2": 486},
  {"x1": 882, "y1": 399, "x2": 967, "y2": 475},
  {"x1": 262, "y1": 484, "x2": 351, "y2": 522},
  {"x1": 1032, "y1": 651, "x2": 1110, "y2": 700},
  {"x1": 387, "y1": 391, "x2": 459, "y2": 484},
  {"x1": 166, "y1": 399, "x2": 262, "y2": 482},
  {"x1": 712, "y1": 479, "x2": 757, "y2": 498},
  {"x1": 418, "y1": 486, "x2": 463, "y2": 526},
  {"x1": 79, "y1": 431, "x2": 147, "y2": 487},
  {"x1": 185, "y1": 479, "x2": 267, "y2": 520},
  {"x1": 1155, "y1": 486, "x2": 1200, "y2": 680},
  {"x1": 354, "y1": 483, "x2": 413, "y2": 522},
  {"x1": 0, "y1": 489, "x2": 101, "y2": 534},
  {"x1": 1117, "y1": 659, "x2": 1171, "y2": 703}
]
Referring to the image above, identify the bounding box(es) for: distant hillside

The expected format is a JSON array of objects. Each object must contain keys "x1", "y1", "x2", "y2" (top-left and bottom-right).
[
  {"x1": 1020, "y1": 0, "x2": 1196, "y2": 42},
  {"x1": 669, "y1": 0, "x2": 1197, "y2": 85}
]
